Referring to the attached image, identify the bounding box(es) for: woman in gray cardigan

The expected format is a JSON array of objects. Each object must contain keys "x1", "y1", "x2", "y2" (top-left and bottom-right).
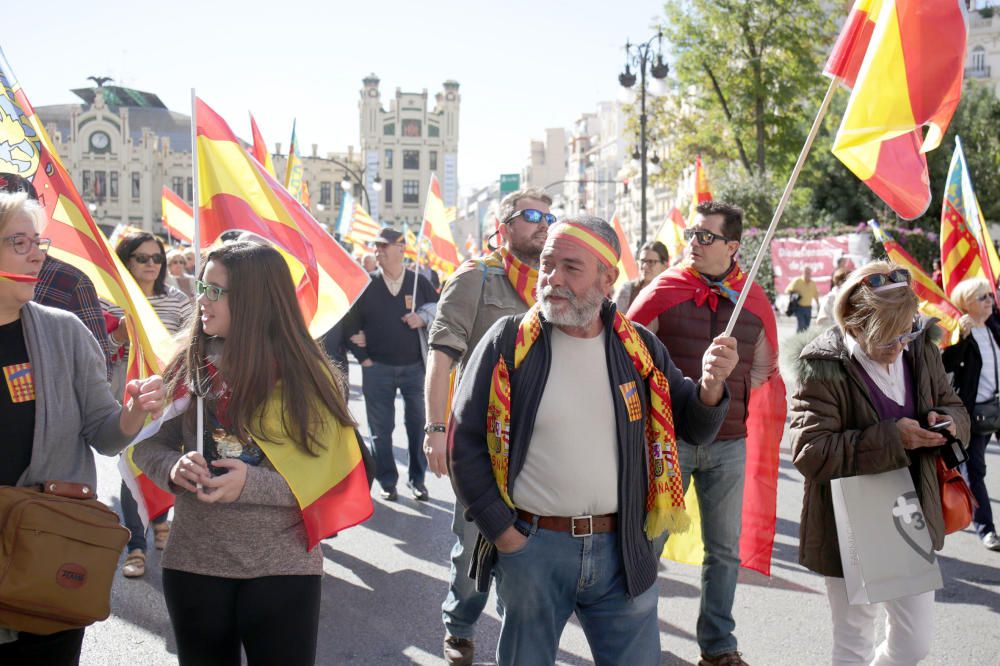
[{"x1": 0, "y1": 192, "x2": 164, "y2": 665}]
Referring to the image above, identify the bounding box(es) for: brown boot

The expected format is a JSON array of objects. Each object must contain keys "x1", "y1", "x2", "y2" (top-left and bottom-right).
[
  {"x1": 153, "y1": 522, "x2": 171, "y2": 550},
  {"x1": 121, "y1": 549, "x2": 146, "y2": 578}
]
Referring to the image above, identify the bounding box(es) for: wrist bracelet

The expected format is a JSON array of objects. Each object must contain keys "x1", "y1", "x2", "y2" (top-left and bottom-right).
[{"x1": 423, "y1": 423, "x2": 447, "y2": 434}]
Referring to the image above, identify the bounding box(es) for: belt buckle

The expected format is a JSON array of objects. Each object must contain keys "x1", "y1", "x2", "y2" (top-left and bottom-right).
[{"x1": 571, "y1": 515, "x2": 593, "y2": 537}]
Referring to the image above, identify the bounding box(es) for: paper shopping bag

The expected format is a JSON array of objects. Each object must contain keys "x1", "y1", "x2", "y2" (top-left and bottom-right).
[{"x1": 831, "y1": 467, "x2": 942, "y2": 605}]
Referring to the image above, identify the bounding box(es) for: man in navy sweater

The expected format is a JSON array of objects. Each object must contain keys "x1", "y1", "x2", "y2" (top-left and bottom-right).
[{"x1": 345, "y1": 228, "x2": 438, "y2": 501}]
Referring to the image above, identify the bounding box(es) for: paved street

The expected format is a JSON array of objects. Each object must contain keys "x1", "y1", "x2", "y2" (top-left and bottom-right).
[{"x1": 81, "y1": 315, "x2": 1000, "y2": 665}]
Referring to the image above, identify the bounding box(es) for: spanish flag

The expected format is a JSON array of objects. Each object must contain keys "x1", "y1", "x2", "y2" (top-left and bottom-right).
[
  {"x1": 0, "y1": 47, "x2": 174, "y2": 394},
  {"x1": 940, "y1": 136, "x2": 1000, "y2": 303},
  {"x1": 161, "y1": 186, "x2": 194, "y2": 244},
  {"x1": 611, "y1": 213, "x2": 639, "y2": 294},
  {"x1": 346, "y1": 203, "x2": 380, "y2": 247},
  {"x1": 249, "y1": 113, "x2": 277, "y2": 178},
  {"x1": 869, "y1": 219, "x2": 963, "y2": 345},
  {"x1": 284, "y1": 120, "x2": 307, "y2": 205},
  {"x1": 687, "y1": 156, "x2": 712, "y2": 226},
  {"x1": 195, "y1": 98, "x2": 370, "y2": 337},
  {"x1": 418, "y1": 174, "x2": 460, "y2": 275},
  {"x1": 654, "y1": 206, "x2": 687, "y2": 266},
  {"x1": 828, "y1": 0, "x2": 967, "y2": 220}
]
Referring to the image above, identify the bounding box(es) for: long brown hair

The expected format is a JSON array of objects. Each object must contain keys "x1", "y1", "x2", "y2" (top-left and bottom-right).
[{"x1": 166, "y1": 241, "x2": 355, "y2": 454}]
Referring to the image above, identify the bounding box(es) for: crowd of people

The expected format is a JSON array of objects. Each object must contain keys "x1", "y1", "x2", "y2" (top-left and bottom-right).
[{"x1": 0, "y1": 169, "x2": 995, "y2": 666}]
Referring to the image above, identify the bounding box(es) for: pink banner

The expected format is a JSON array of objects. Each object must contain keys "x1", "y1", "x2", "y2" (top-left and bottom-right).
[{"x1": 770, "y1": 237, "x2": 851, "y2": 296}]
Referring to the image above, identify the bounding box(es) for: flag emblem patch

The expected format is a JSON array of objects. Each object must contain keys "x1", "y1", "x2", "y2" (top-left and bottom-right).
[
  {"x1": 619, "y1": 381, "x2": 642, "y2": 422},
  {"x1": 4, "y1": 363, "x2": 35, "y2": 403}
]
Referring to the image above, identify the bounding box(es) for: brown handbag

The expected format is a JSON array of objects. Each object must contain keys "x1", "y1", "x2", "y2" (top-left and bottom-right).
[
  {"x1": 937, "y1": 458, "x2": 976, "y2": 535},
  {"x1": 0, "y1": 482, "x2": 129, "y2": 635}
]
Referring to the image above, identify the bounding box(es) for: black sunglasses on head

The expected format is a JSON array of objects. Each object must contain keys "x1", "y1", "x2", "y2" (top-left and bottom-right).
[{"x1": 860, "y1": 268, "x2": 910, "y2": 288}]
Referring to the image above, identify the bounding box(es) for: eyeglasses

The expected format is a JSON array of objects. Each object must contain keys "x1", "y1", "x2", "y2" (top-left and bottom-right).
[
  {"x1": 195, "y1": 279, "x2": 229, "y2": 301},
  {"x1": 131, "y1": 252, "x2": 165, "y2": 265},
  {"x1": 2, "y1": 233, "x2": 51, "y2": 255},
  {"x1": 639, "y1": 259, "x2": 663, "y2": 267},
  {"x1": 505, "y1": 209, "x2": 557, "y2": 225},
  {"x1": 876, "y1": 329, "x2": 923, "y2": 350},
  {"x1": 976, "y1": 293, "x2": 993, "y2": 303},
  {"x1": 860, "y1": 269, "x2": 910, "y2": 288},
  {"x1": 683, "y1": 228, "x2": 736, "y2": 246}
]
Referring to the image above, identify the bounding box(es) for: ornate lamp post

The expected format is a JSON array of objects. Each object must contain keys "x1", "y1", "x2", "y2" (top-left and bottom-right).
[{"x1": 619, "y1": 31, "x2": 669, "y2": 243}]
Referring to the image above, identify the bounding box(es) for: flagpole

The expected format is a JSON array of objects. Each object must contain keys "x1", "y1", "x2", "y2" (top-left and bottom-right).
[
  {"x1": 410, "y1": 222, "x2": 423, "y2": 313},
  {"x1": 190, "y1": 88, "x2": 204, "y2": 459},
  {"x1": 723, "y1": 77, "x2": 839, "y2": 337}
]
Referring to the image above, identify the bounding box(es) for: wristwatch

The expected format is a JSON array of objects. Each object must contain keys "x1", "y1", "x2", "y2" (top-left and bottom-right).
[{"x1": 423, "y1": 423, "x2": 447, "y2": 434}]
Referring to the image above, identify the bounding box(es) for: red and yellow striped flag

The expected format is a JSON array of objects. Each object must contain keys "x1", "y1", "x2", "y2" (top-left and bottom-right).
[
  {"x1": 161, "y1": 186, "x2": 194, "y2": 244},
  {"x1": 346, "y1": 203, "x2": 380, "y2": 247},
  {"x1": 655, "y1": 206, "x2": 686, "y2": 266},
  {"x1": 284, "y1": 120, "x2": 307, "y2": 205},
  {"x1": 827, "y1": 0, "x2": 967, "y2": 220},
  {"x1": 418, "y1": 174, "x2": 461, "y2": 275},
  {"x1": 404, "y1": 227, "x2": 419, "y2": 263},
  {"x1": 0, "y1": 47, "x2": 174, "y2": 390},
  {"x1": 687, "y1": 157, "x2": 712, "y2": 226},
  {"x1": 196, "y1": 98, "x2": 370, "y2": 336},
  {"x1": 249, "y1": 113, "x2": 276, "y2": 177},
  {"x1": 869, "y1": 219, "x2": 963, "y2": 345},
  {"x1": 611, "y1": 213, "x2": 639, "y2": 294},
  {"x1": 940, "y1": 136, "x2": 1000, "y2": 302}
]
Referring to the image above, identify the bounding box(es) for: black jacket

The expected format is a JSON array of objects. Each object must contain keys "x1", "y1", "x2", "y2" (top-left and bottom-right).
[
  {"x1": 447, "y1": 301, "x2": 729, "y2": 598},
  {"x1": 941, "y1": 314, "x2": 1000, "y2": 414}
]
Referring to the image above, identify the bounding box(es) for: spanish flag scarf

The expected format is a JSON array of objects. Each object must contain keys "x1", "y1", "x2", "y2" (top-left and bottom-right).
[
  {"x1": 500, "y1": 247, "x2": 538, "y2": 307},
  {"x1": 486, "y1": 304, "x2": 689, "y2": 538}
]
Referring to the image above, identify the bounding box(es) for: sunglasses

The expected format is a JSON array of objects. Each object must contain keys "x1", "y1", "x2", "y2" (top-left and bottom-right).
[
  {"x1": 2, "y1": 233, "x2": 52, "y2": 255},
  {"x1": 683, "y1": 228, "x2": 736, "y2": 246},
  {"x1": 860, "y1": 268, "x2": 910, "y2": 288},
  {"x1": 976, "y1": 293, "x2": 993, "y2": 302},
  {"x1": 131, "y1": 252, "x2": 165, "y2": 265},
  {"x1": 876, "y1": 328, "x2": 923, "y2": 350},
  {"x1": 506, "y1": 209, "x2": 556, "y2": 225},
  {"x1": 195, "y1": 279, "x2": 229, "y2": 301}
]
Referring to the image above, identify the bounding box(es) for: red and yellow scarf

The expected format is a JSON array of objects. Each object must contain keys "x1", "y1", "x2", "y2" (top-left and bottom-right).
[
  {"x1": 500, "y1": 247, "x2": 538, "y2": 307},
  {"x1": 487, "y1": 304, "x2": 689, "y2": 538}
]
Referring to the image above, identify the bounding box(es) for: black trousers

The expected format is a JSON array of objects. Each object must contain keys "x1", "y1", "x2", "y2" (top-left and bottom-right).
[
  {"x1": 0, "y1": 627, "x2": 85, "y2": 665},
  {"x1": 162, "y1": 569, "x2": 321, "y2": 666}
]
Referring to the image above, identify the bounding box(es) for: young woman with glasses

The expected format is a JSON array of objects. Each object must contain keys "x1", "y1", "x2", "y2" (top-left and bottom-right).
[
  {"x1": 106, "y1": 231, "x2": 193, "y2": 579},
  {"x1": 786, "y1": 261, "x2": 968, "y2": 665},
  {"x1": 612, "y1": 240, "x2": 669, "y2": 313}
]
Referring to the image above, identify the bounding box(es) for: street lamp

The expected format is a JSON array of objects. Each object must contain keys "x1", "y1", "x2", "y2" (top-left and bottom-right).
[
  {"x1": 321, "y1": 155, "x2": 381, "y2": 213},
  {"x1": 619, "y1": 30, "x2": 669, "y2": 244}
]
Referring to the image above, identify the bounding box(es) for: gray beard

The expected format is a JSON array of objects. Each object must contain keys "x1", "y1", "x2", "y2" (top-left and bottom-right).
[{"x1": 538, "y1": 284, "x2": 604, "y2": 329}]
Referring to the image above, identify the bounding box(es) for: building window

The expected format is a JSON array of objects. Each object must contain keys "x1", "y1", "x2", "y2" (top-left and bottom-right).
[
  {"x1": 428, "y1": 124, "x2": 440, "y2": 138},
  {"x1": 110, "y1": 172, "x2": 119, "y2": 200},
  {"x1": 186, "y1": 177, "x2": 193, "y2": 204},
  {"x1": 429, "y1": 151, "x2": 438, "y2": 171},
  {"x1": 403, "y1": 179, "x2": 419, "y2": 204},
  {"x1": 82, "y1": 170, "x2": 92, "y2": 197},
  {"x1": 320, "y1": 182, "x2": 332, "y2": 207},
  {"x1": 403, "y1": 150, "x2": 420, "y2": 170},
  {"x1": 131, "y1": 172, "x2": 141, "y2": 199},
  {"x1": 383, "y1": 123, "x2": 395, "y2": 136},
  {"x1": 971, "y1": 46, "x2": 986, "y2": 71},
  {"x1": 94, "y1": 171, "x2": 106, "y2": 199},
  {"x1": 384, "y1": 179, "x2": 393, "y2": 204},
  {"x1": 172, "y1": 177, "x2": 184, "y2": 197},
  {"x1": 335, "y1": 187, "x2": 343, "y2": 207},
  {"x1": 384, "y1": 149, "x2": 394, "y2": 169},
  {"x1": 401, "y1": 119, "x2": 421, "y2": 137}
]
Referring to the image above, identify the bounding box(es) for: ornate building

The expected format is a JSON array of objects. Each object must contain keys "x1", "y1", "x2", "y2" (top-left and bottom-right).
[{"x1": 359, "y1": 74, "x2": 460, "y2": 228}]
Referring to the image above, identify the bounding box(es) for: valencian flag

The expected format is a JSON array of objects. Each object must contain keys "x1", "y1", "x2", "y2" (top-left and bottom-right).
[
  {"x1": 249, "y1": 113, "x2": 277, "y2": 177},
  {"x1": 655, "y1": 206, "x2": 687, "y2": 266},
  {"x1": 0, "y1": 47, "x2": 174, "y2": 391},
  {"x1": 687, "y1": 156, "x2": 712, "y2": 225},
  {"x1": 417, "y1": 174, "x2": 460, "y2": 275},
  {"x1": 346, "y1": 203, "x2": 381, "y2": 248},
  {"x1": 611, "y1": 213, "x2": 639, "y2": 294},
  {"x1": 161, "y1": 186, "x2": 194, "y2": 244},
  {"x1": 940, "y1": 136, "x2": 1000, "y2": 303},
  {"x1": 284, "y1": 120, "x2": 307, "y2": 205},
  {"x1": 195, "y1": 97, "x2": 370, "y2": 337},
  {"x1": 869, "y1": 219, "x2": 964, "y2": 345},
  {"x1": 826, "y1": 0, "x2": 967, "y2": 219}
]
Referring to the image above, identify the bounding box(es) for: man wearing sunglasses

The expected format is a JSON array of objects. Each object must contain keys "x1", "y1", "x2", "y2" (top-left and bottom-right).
[
  {"x1": 424, "y1": 188, "x2": 552, "y2": 665},
  {"x1": 627, "y1": 201, "x2": 784, "y2": 666}
]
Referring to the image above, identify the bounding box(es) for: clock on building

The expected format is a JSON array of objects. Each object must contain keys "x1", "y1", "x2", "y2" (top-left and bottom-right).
[
  {"x1": 89, "y1": 131, "x2": 111, "y2": 152},
  {"x1": 367, "y1": 88, "x2": 378, "y2": 97}
]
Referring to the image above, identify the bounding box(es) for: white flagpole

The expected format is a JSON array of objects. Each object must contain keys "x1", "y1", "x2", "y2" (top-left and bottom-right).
[
  {"x1": 723, "y1": 77, "x2": 839, "y2": 337},
  {"x1": 410, "y1": 220, "x2": 424, "y2": 314},
  {"x1": 190, "y1": 88, "x2": 204, "y2": 458}
]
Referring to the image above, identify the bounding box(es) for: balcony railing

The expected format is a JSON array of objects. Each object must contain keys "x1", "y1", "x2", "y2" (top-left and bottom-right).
[{"x1": 966, "y1": 65, "x2": 992, "y2": 79}]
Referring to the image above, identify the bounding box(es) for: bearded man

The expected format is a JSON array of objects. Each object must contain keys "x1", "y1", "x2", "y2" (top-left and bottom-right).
[{"x1": 448, "y1": 215, "x2": 738, "y2": 666}]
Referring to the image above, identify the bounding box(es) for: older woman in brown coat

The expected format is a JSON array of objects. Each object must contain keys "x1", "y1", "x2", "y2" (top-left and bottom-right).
[{"x1": 786, "y1": 261, "x2": 969, "y2": 666}]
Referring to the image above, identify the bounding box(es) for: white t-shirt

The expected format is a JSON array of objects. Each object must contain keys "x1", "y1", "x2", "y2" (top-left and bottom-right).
[
  {"x1": 972, "y1": 326, "x2": 999, "y2": 402},
  {"x1": 512, "y1": 327, "x2": 619, "y2": 516}
]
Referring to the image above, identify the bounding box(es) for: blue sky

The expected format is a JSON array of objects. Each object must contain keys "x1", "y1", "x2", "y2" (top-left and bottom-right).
[{"x1": 3, "y1": 0, "x2": 665, "y2": 192}]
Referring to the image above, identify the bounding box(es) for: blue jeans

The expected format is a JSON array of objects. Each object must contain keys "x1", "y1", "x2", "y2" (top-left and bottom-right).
[
  {"x1": 361, "y1": 360, "x2": 427, "y2": 491},
  {"x1": 120, "y1": 480, "x2": 167, "y2": 552},
  {"x1": 793, "y1": 304, "x2": 812, "y2": 332},
  {"x1": 492, "y1": 519, "x2": 660, "y2": 666},
  {"x1": 678, "y1": 438, "x2": 746, "y2": 658},
  {"x1": 441, "y1": 502, "x2": 491, "y2": 638},
  {"x1": 962, "y1": 433, "x2": 996, "y2": 537}
]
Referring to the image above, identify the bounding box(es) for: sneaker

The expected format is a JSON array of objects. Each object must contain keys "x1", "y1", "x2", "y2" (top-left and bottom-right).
[
  {"x1": 443, "y1": 635, "x2": 474, "y2": 666},
  {"x1": 407, "y1": 480, "x2": 430, "y2": 501},
  {"x1": 379, "y1": 486, "x2": 398, "y2": 501},
  {"x1": 699, "y1": 652, "x2": 749, "y2": 666},
  {"x1": 153, "y1": 522, "x2": 171, "y2": 550},
  {"x1": 121, "y1": 549, "x2": 146, "y2": 578},
  {"x1": 983, "y1": 531, "x2": 1000, "y2": 551}
]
